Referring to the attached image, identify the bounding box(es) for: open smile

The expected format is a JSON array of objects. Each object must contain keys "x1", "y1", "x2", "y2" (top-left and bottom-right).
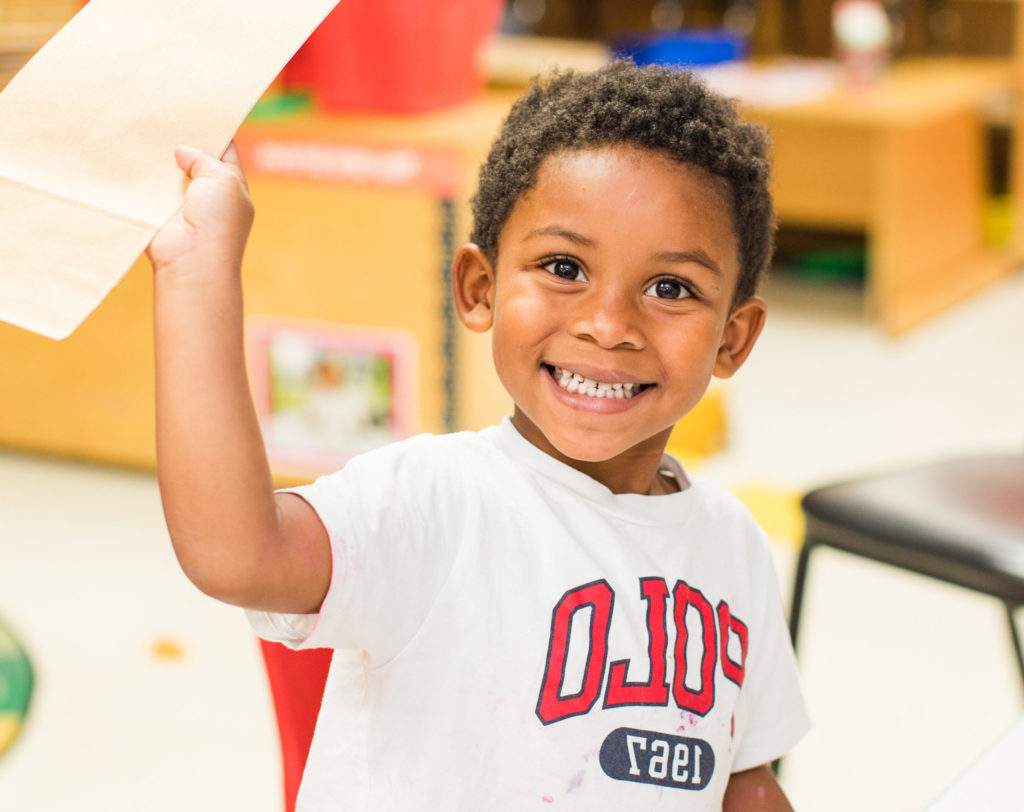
[{"x1": 544, "y1": 364, "x2": 653, "y2": 400}]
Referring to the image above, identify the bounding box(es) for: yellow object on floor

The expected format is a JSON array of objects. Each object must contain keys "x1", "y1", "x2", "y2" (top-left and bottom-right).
[
  {"x1": 150, "y1": 637, "x2": 188, "y2": 662},
  {"x1": 666, "y1": 384, "x2": 727, "y2": 465},
  {"x1": 732, "y1": 484, "x2": 805, "y2": 550}
]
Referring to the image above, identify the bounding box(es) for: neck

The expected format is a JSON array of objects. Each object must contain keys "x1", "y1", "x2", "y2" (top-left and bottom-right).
[{"x1": 510, "y1": 409, "x2": 677, "y2": 495}]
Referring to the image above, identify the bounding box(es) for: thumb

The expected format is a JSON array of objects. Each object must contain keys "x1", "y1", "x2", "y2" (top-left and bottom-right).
[{"x1": 174, "y1": 144, "x2": 219, "y2": 179}]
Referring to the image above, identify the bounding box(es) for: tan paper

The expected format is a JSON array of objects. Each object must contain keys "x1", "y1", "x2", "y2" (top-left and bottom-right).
[{"x1": 0, "y1": 0, "x2": 341, "y2": 339}]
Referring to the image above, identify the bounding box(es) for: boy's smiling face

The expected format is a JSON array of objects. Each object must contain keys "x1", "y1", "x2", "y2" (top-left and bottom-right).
[{"x1": 454, "y1": 145, "x2": 765, "y2": 494}]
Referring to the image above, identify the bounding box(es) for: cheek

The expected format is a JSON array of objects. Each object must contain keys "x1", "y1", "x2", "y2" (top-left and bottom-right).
[
  {"x1": 489, "y1": 288, "x2": 562, "y2": 399},
  {"x1": 659, "y1": 322, "x2": 722, "y2": 388},
  {"x1": 491, "y1": 284, "x2": 555, "y2": 355}
]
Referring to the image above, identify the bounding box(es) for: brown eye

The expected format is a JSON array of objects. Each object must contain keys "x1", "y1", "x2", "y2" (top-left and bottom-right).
[
  {"x1": 544, "y1": 258, "x2": 584, "y2": 281},
  {"x1": 645, "y1": 278, "x2": 689, "y2": 300}
]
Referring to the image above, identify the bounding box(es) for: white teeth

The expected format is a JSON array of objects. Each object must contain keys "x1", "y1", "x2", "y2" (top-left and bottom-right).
[{"x1": 551, "y1": 366, "x2": 643, "y2": 399}]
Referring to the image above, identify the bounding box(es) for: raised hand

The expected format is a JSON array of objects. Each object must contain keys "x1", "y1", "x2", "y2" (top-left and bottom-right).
[{"x1": 146, "y1": 143, "x2": 254, "y2": 276}]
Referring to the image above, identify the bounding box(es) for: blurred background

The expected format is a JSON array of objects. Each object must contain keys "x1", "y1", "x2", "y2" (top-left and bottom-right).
[{"x1": 1, "y1": 0, "x2": 1022, "y2": 809}]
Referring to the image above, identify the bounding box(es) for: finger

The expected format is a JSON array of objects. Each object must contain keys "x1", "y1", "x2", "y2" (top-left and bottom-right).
[
  {"x1": 174, "y1": 144, "x2": 210, "y2": 178},
  {"x1": 176, "y1": 143, "x2": 241, "y2": 181}
]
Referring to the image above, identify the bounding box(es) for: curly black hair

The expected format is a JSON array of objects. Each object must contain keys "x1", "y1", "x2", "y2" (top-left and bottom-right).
[{"x1": 469, "y1": 61, "x2": 774, "y2": 305}]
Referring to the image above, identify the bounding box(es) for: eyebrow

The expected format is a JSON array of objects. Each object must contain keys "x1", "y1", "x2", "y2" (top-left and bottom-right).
[
  {"x1": 522, "y1": 225, "x2": 597, "y2": 248},
  {"x1": 654, "y1": 249, "x2": 723, "y2": 276}
]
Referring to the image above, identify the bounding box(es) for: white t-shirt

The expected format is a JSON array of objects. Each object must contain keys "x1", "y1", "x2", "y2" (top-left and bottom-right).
[{"x1": 249, "y1": 418, "x2": 809, "y2": 810}]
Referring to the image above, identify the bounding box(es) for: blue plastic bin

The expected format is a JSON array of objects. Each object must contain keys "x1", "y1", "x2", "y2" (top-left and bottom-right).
[{"x1": 611, "y1": 30, "x2": 746, "y2": 69}]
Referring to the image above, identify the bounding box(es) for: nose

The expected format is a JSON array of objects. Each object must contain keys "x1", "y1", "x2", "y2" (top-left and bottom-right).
[{"x1": 568, "y1": 287, "x2": 645, "y2": 350}]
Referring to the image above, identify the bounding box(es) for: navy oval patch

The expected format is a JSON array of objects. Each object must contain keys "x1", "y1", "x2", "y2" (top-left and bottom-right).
[{"x1": 600, "y1": 727, "x2": 714, "y2": 790}]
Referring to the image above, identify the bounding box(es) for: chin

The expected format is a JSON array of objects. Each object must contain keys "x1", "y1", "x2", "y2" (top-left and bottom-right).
[
  {"x1": 559, "y1": 447, "x2": 614, "y2": 464},
  {"x1": 547, "y1": 431, "x2": 627, "y2": 464}
]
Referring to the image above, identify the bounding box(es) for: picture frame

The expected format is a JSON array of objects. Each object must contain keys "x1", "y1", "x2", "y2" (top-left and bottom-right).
[{"x1": 246, "y1": 316, "x2": 418, "y2": 476}]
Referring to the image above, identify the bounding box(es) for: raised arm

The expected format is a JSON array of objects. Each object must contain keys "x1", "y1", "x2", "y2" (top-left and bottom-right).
[{"x1": 148, "y1": 144, "x2": 329, "y2": 614}]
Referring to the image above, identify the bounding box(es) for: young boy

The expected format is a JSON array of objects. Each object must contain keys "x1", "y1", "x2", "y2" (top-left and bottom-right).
[{"x1": 147, "y1": 62, "x2": 809, "y2": 810}]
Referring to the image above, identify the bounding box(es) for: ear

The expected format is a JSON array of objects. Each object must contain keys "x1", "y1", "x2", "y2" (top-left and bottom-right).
[
  {"x1": 713, "y1": 296, "x2": 767, "y2": 379},
  {"x1": 452, "y1": 244, "x2": 496, "y2": 333}
]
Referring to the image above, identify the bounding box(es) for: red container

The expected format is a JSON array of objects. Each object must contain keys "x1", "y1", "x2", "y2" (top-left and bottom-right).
[
  {"x1": 285, "y1": 0, "x2": 504, "y2": 113},
  {"x1": 259, "y1": 640, "x2": 333, "y2": 812}
]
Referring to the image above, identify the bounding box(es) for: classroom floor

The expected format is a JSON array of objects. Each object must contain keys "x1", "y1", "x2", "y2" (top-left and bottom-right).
[{"x1": 1, "y1": 268, "x2": 1023, "y2": 811}]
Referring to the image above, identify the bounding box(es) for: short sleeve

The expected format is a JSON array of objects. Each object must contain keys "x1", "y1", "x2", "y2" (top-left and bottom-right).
[
  {"x1": 730, "y1": 542, "x2": 811, "y2": 772},
  {"x1": 246, "y1": 436, "x2": 465, "y2": 665}
]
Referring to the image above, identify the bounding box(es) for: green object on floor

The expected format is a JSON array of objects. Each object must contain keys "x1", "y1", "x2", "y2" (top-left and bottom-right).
[{"x1": 0, "y1": 616, "x2": 33, "y2": 759}]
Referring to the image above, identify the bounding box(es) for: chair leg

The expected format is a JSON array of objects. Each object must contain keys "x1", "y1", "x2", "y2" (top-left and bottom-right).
[
  {"x1": 789, "y1": 540, "x2": 815, "y2": 652},
  {"x1": 1006, "y1": 602, "x2": 1024, "y2": 696},
  {"x1": 775, "y1": 539, "x2": 815, "y2": 779}
]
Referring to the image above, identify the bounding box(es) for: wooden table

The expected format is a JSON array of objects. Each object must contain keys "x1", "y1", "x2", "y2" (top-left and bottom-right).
[{"x1": 741, "y1": 58, "x2": 1018, "y2": 333}]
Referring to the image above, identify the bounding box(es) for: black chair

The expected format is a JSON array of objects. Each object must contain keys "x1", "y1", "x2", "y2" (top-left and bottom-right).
[{"x1": 789, "y1": 454, "x2": 1024, "y2": 693}]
